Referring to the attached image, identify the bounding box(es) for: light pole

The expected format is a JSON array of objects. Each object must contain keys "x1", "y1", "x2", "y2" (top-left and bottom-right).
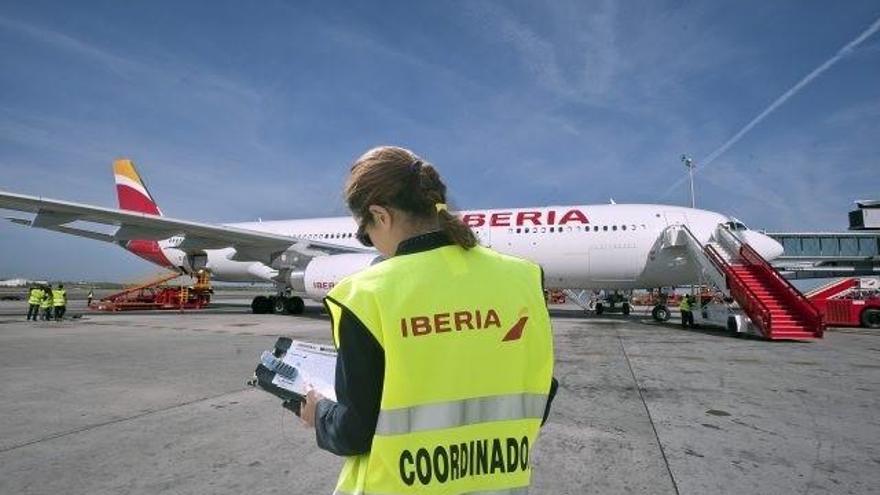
[
  {"x1": 680, "y1": 155, "x2": 698, "y2": 308},
  {"x1": 681, "y1": 154, "x2": 695, "y2": 208}
]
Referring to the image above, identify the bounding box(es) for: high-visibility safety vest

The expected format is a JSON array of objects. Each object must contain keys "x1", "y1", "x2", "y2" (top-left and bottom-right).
[
  {"x1": 52, "y1": 289, "x2": 67, "y2": 306},
  {"x1": 28, "y1": 288, "x2": 44, "y2": 305},
  {"x1": 679, "y1": 298, "x2": 691, "y2": 311},
  {"x1": 40, "y1": 292, "x2": 53, "y2": 309},
  {"x1": 324, "y1": 245, "x2": 554, "y2": 495}
]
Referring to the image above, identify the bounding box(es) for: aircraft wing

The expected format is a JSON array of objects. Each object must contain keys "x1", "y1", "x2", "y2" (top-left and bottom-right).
[{"x1": 0, "y1": 190, "x2": 369, "y2": 263}]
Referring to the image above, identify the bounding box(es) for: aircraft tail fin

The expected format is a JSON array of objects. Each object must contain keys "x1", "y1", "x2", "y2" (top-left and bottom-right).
[{"x1": 113, "y1": 159, "x2": 162, "y2": 216}]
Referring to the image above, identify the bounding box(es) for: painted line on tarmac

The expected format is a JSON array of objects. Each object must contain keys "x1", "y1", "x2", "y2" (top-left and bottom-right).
[
  {"x1": 617, "y1": 330, "x2": 681, "y2": 495},
  {"x1": 0, "y1": 387, "x2": 254, "y2": 455}
]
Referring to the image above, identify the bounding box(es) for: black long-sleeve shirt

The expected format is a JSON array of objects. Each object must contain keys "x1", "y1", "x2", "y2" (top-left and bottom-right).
[{"x1": 315, "y1": 231, "x2": 558, "y2": 456}]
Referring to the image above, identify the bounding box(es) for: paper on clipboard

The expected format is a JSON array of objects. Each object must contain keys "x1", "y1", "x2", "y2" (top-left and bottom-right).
[{"x1": 257, "y1": 340, "x2": 337, "y2": 402}]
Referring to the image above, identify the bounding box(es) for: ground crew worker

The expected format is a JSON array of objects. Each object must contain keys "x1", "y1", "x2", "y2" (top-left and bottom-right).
[
  {"x1": 53, "y1": 284, "x2": 67, "y2": 321},
  {"x1": 298, "y1": 146, "x2": 557, "y2": 494},
  {"x1": 679, "y1": 293, "x2": 693, "y2": 328},
  {"x1": 27, "y1": 285, "x2": 43, "y2": 321},
  {"x1": 87, "y1": 289, "x2": 94, "y2": 308},
  {"x1": 40, "y1": 285, "x2": 54, "y2": 321}
]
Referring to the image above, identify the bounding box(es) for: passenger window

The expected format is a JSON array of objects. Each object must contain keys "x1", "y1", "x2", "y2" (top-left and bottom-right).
[
  {"x1": 593, "y1": 226, "x2": 599, "y2": 232},
  {"x1": 622, "y1": 225, "x2": 627, "y2": 231},
  {"x1": 612, "y1": 225, "x2": 617, "y2": 231},
  {"x1": 603, "y1": 226, "x2": 608, "y2": 231},
  {"x1": 516, "y1": 228, "x2": 522, "y2": 234},
  {"x1": 524, "y1": 228, "x2": 530, "y2": 233}
]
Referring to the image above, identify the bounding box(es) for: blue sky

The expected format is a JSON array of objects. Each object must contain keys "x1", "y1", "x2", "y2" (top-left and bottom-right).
[{"x1": 1, "y1": 0, "x2": 878, "y2": 281}]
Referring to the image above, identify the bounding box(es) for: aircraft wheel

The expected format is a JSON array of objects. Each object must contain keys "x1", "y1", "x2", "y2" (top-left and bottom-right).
[
  {"x1": 595, "y1": 303, "x2": 604, "y2": 315},
  {"x1": 861, "y1": 309, "x2": 880, "y2": 329},
  {"x1": 273, "y1": 297, "x2": 286, "y2": 314},
  {"x1": 284, "y1": 296, "x2": 305, "y2": 315},
  {"x1": 622, "y1": 303, "x2": 631, "y2": 316},
  {"x1": 651, "y1": 305, "x2": 670, "y2": 322},
  {"x1": 252, "y1": 296, "x2": 271, "y2": 314},
  {"x1": 727, "y1": 316, "x2": 740, "y2": 336}
]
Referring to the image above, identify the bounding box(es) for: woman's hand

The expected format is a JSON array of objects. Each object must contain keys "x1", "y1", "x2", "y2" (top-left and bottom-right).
[{"x1": 299, "y1": 389, "x2": 324, "y2": 428}]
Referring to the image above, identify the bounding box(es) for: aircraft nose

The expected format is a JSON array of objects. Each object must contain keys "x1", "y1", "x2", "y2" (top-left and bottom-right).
[{"x1": 743, "y1": 231, "x2": 784, "y2": 260}]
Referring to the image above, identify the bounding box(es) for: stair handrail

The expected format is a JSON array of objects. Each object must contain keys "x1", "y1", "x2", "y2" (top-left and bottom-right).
[
  {"x1": 739, "y1": 242, "x2": 824, "y2": 328},
  {"x1": 669, "y1": 224, "x2": 728, "y2": 293},
  {"x1": 704, "y1": 243, "x2": 773, "y2": 334},
  {"x1": 673, "y1": 223, "x2": 772, "y2": 333},
  {"x1": 719, "y1": 225, "x2": 824, "y2": 335}
]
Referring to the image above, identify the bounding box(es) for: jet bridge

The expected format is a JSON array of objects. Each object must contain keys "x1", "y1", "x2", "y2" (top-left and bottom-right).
[{"x1": 766, "y1": 231, "x2": 880, "y2": 279}]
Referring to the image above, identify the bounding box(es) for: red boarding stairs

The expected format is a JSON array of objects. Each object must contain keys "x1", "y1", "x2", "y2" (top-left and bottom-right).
[
  {"x1": 675, "y1": 224, "x2": 824, "y2": 340},
  {"x1": 705, "y1": 228, "x2": 824, "y2": 340}
]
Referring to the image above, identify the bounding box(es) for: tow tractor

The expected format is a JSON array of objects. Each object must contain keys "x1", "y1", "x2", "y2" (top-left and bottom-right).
[
  {"x1": 806, "y1": 277, "x2": 880, "y2": 328},
  {"x1": 594, "y1": 291, "x2": 632, "y2": 316}
]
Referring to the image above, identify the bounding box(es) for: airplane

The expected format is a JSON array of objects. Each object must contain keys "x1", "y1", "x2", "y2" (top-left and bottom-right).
[{"x1": 0, "y1": 159, "x2": 784, "y2": 318}]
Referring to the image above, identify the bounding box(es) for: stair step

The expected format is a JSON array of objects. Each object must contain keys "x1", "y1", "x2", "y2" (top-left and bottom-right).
[
  {"x1": 773, "y1": 322, "x2": 810, "y2": 327},
  {"x1": 769, "y1": 332, "x2": 818, "y2": 340},
  {"x1": 772, "y1": 325, "x2": 809, "y2": 331}
]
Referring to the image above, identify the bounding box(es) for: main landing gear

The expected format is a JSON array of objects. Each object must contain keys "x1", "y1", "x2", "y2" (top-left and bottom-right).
[
  {"x1": 651, "y1": 305, "x2": 671, "y2": 322},
  {"x1": 251, "y1": 295, "x2": 305, "y2": 315}
]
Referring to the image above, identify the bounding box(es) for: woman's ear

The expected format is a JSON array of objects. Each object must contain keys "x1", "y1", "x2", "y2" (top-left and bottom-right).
[{"x1": 368, "y1": 205, "x2": 391, "y2": 229}]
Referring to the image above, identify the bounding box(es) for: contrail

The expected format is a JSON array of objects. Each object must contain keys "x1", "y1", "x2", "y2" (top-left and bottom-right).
[{"x1": 660, "y1": 15, "x2": 880, "y2": 200}]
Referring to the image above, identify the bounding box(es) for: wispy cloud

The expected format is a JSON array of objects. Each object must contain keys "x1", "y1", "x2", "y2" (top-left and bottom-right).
[
  {"x1": 660, "y1": 15, "x2": 880, "y2": 199},
  {"x1": 464, "y1": 0, "x2": 620, "y2": 104}
]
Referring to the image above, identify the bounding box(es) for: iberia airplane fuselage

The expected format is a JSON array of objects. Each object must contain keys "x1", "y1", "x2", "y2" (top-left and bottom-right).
[
  {"x1": 139, "y1": 204, "x2": 782, "y2": 296},
  {"x1": 1, "y1": 160, "x2": 784, "y2": 308}
]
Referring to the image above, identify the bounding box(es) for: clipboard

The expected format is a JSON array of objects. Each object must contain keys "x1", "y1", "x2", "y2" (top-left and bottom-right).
[{"x1": 249, "y1": 337, "x2": 337, "y2": 407}]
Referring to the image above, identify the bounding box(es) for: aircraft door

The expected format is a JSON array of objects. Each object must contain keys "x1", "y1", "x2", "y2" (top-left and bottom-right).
[{"x1": 663, "y1": 211, "x2": 689, "y2": 227}]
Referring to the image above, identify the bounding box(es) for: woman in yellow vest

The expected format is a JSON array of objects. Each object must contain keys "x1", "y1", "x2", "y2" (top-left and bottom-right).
[{"x1": 299, "y1": 146, "x2": 557, "y2": 494}]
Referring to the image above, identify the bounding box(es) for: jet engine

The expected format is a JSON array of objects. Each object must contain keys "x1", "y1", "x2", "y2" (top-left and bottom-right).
[{"x1": 298, "y1": 253, "x2": 383, "y2": 300}]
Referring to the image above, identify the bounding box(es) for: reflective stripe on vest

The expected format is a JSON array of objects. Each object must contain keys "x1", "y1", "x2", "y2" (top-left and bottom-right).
[{"x1": 376, "y1": 393, "x2": 548, "y2": 436}]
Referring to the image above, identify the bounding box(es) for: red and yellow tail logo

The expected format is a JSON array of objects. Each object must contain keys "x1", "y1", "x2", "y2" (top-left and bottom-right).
[
  {"x1": 113, "y1": 159, "x2": 162, "y2": 216},
  {"x1": 113, "y1": 159, "x2": 172, "y2": 268},
  {"x1": 502, "y1": 308, "x2": 529, "y2": 342}
]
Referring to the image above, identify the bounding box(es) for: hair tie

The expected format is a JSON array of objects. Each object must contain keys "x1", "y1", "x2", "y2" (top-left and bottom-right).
[{"x1": 435, "y1": 203, "x2": 448, "y2": 213}]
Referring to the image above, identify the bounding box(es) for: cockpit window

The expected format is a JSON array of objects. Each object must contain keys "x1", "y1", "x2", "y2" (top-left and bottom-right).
[{"x1": 725, "y1": 220, "x2": 748, "y2": 231}]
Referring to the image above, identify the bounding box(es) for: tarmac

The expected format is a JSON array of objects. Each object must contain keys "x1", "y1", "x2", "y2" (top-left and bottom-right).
[{"x1": 0, "y1": 295, "x2": 878, "y2": 495}]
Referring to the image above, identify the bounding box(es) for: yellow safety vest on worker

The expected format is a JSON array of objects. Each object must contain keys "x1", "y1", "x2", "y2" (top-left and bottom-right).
[
  {"x1": 324, "y1": 244, "x2": 554, "y2": 495},
  {"x1": 52, "y1": 289, "x2": 67, "y2": 307},
  {"x1": 29, "y1": 288, "x2": 44, "y2": 305},
  {"x1": 679, "y1": 297, "x2": 691, "y2": 312},
  {"x1": 40, "y1": 291, "x2": 53, "y2": 309}
]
